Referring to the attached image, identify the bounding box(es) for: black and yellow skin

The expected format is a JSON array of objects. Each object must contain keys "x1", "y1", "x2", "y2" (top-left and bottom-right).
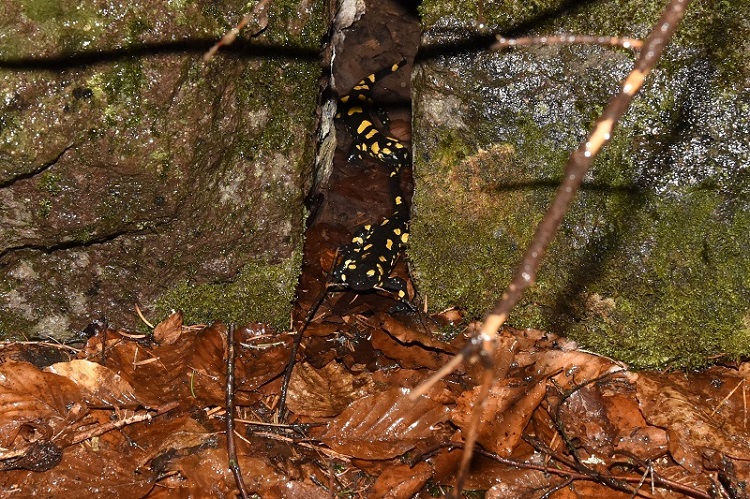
[
  {"x1": 336, "y1": 59, "x2": 411, "y2": 171},
  {"x1": 331, "y1": 59, "x2": 413, "y2": 303},
  {"x1": 331, "y1": 195, "x2": 409, "y2": 300}
]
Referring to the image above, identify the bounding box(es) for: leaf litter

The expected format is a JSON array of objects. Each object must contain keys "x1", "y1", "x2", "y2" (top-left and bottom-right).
[{"x1": 1, "y1": 305, "x2": 749, "y2": 497}]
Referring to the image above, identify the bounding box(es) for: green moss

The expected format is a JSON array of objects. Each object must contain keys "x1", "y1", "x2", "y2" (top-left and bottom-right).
[
  {"x1": 21, "y1": 0, "x2": 64, "y2": 22},
  {"x1": 0, "y1": 311, "x2": 36, "y2": 341},
  {"x1": 37, "y1": 199, "x2": 53, "y2": 218},
  {"x1": 38, "y1": 172, "x2": 63, "y2": 195},
  {"x1": 153, "y1": 250, "x2": 302, "y2": 331},
  {"x1": 236, "y1": 58, "x2": 320, "y2": 155},
  {"x1": 566, "y1": 192, "x2": 750, "y2": 368}
]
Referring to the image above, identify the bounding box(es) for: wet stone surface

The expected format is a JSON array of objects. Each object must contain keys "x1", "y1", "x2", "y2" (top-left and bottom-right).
[
  {"x1": 410, "y1": 0, "x2": 750, "y2": 368},
  {"x1": 0, "y1": 0, "x2": 326, "y2": 339}
]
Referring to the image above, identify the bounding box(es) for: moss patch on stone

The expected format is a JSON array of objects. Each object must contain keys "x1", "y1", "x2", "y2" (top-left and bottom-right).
[
  {"x1": 411, "y1": 1, "x2": 750, "y2": 368},
  {"x1": 153, "y1": 249, "x2": 302, "y2": 331}
]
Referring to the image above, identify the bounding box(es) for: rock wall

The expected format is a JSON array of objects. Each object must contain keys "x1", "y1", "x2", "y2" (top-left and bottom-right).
[{"x1": 0, "y1": 0, "x2": 327, "y2": 339}]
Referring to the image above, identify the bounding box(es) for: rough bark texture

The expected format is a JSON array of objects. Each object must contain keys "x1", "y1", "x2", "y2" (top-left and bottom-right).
[
  {"x1": 411, "y1": 0, "x2": 750, "y2": 368},
  {"x1": 0, "y1": 0, "x2": 327, "y2": 339}
]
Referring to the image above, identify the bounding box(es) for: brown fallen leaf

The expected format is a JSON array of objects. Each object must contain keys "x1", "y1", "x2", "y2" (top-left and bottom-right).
[
  {"x1": 1, "y1": 430, "x2": 155, "y2": 498},
  {"x1": 286, "y1": 360, "x2": 375, "y2": 418},
  {"x1": 636, "y1": 373, "x2": 750, "y2": 473},
  {"x1": 452, "y1": 377, "x2": 547, "y2": 457},
  {"x1": 557, "y1": 383, "x2": 616, "y2": 457},
  {"x1": 371, "y1": 327, "x2": 452, "y2": 370},
  {"x1": 368, "y1": 461, "x2": 432, "y2": 498},
  {"x1": 319, "y1": 387, "x2": 450, "y2": 459},
  {"x1": 46, "y1": 359, "x2": 143, "y2": 409},
  {"x1": 0, "y1": 361, "x2": 88, "y2": 450},
  {"x1": 152, "y1": 310, "x2": 184, "y2": 345},
  {"x1": 377, "y1": 312, "x2": 458, "y2": 353}
]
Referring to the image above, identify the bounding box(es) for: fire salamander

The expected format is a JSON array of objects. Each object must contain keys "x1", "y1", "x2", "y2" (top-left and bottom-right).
[
  {"x1": 336, "y1": 58, "x2": 411, "y2": 171},
  {"x1": 332, "y1": 190, "x2": 409, "y2": 300}
]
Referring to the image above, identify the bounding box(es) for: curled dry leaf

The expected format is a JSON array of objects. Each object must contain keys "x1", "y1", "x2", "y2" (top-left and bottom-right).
[
  {"x1": 286, "y1": 361, "x2": 375, "y2": 418},
  {"x1": 46, "y1": 359, "x2": 142, "y2": 409},
  {"x1": 368, "y1": 461, "x2": 432, "y2": 498},
  {"x1": 152, "y1": 310, "x2": 184, "y2": 345},
  {"x1": 377, "y1": 312, "x2": 458, "y2": 353},
  {"x1": 320, "y1": 387, "x2": 450, "y2": 460},
  {"x1": 636, "y1": 373, "x2": 750, "y2": 472},
  {"x1": 452, "y1": 377, "x2": 547, "y2": 457},
  {"x1": 0, "y1": 361, "x2": 88, "y2": 449},
  {"x1": 534, "y1": 349, "x2": 621, "y2": 390}
]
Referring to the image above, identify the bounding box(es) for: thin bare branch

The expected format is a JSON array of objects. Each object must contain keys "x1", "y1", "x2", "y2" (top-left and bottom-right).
[
  {"x1": 493, "y1": 34, "x2": 643, "y2": 50},
  {"x1": 226, "y1": 324, "x2": 249, "y2": 499},
  {"x1": 440, "y1": 0, "x2": 694, "y2": 495},
  {"x1": 204, "y1": 0, "x2": 272, "y2": 61}
]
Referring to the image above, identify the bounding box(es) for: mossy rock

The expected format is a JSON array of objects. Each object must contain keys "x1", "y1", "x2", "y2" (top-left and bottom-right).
[
  {"x1": 0, "y1": 0, "x2": 326, "y2": 339},
  {"x1": 410, "y1": 0, "x2": 750, "y2": 368}
]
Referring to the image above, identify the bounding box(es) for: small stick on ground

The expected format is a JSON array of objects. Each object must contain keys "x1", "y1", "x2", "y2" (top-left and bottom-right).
[
  {"x1": 276, "y1": 287, "x2": 330, "y2": 422},
  {"x1": 226, "y1": 323, "x2": 249, "y2": 499}
]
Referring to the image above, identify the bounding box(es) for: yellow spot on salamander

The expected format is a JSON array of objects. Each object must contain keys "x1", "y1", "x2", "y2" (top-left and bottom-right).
[
  {"x1": 365, "y1": 129, "x2": 378, "y2": 139},
  {"x1": 354, "y1": 84, "x2": 370, "y2": 91},
  {"x1": 371, "y1": 142, "x2": 380, "y2": 155},
  {"x1": 367, "y1": 74, "x2": 376, "y2": 83},
  {"x1": 381, "y1": 147, "x2": 392, "y2": 156},
  {"x1": 379, "y1": 255, "x2": 387, "y2": 262},
  {"x1": 341, "y1": 95, "x2": 350, "y2": 103},
  {"x1": 348, "y1": 107, "x2": 363, "y2": 116},
  {"x1": 366, "y1": 269, "x2": 376, "y2": 277},
  {"x1": 352, "y1": 236, "x2": 364, "y2": 245},
  {"x1": 401, "y1": 233, "x2": 409, "y2": 243},
  {"x1": 363, "y1": 244, "x2": 373, "y2": 251},
  {"x1": 393, "y1": 228, "x2": 402, "y2": 235},
  {"x1": 348, "y1": 263, "x2": 357, "y2": 270},
  {"x1": 395, "y1": 196, "x2": 402, "y2": 205},
  {"x1": 357, "y1": 120, "x2": 372, "y2": 134},
  {"x1": 386, "y1": 239, "x2": 393, "y2": 250},
  {"x1": 391, "y1": 62, "x2": 400, "y2": 71}
]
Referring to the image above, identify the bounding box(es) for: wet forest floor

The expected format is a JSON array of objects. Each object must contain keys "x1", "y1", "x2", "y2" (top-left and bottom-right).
[{"x1": 1, "y1": 1, "x2": 750, "y2": 498}]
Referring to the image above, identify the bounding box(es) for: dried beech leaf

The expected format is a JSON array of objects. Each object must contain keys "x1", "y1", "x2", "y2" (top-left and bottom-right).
[
  {"x1": 535, "y1": 350, "x2": 619, "y2": 390},
  {"x1": 0, "y1": 361, "x2": 87, "y2": 448},
  {"x1": 371, "y1": 328, "x2": 452, "y2": 370},
  {"x1": 0, "y1": 440, "x2": 155, "y2": 498},
  {"x1": 46, "y1": 359, "x2": 142, "y2": 409},
  {"x1": 378, "y1": 313, "x2": 457, "y2": 353},
  {"x1": 558, "y1": 384, "x2": 616, "y2": 456},
  {"x1": 152, "y1": 310, "x2": 184, "y2": 345},
  {"x1": 453, "y1": 377, "x2": 546, "y2": 456},
  {"x1": 637, "y1": 373, "x2": 750, "y2": 468},
  {"x1": 320, "y1": 388, "x2": 450, "y2": 459},
  {"x1": 369, "y1": 461, "x2": 432, "y2": 498},
  {"x1": 165, "y1": 446, "x2": 287, "y2": 497},
  {"x1": 485, "y1": 468, "x2": 559, "y2": 498},
  {"x1": 287, "y1": 361, "x2": 374, "y2": 418}
]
